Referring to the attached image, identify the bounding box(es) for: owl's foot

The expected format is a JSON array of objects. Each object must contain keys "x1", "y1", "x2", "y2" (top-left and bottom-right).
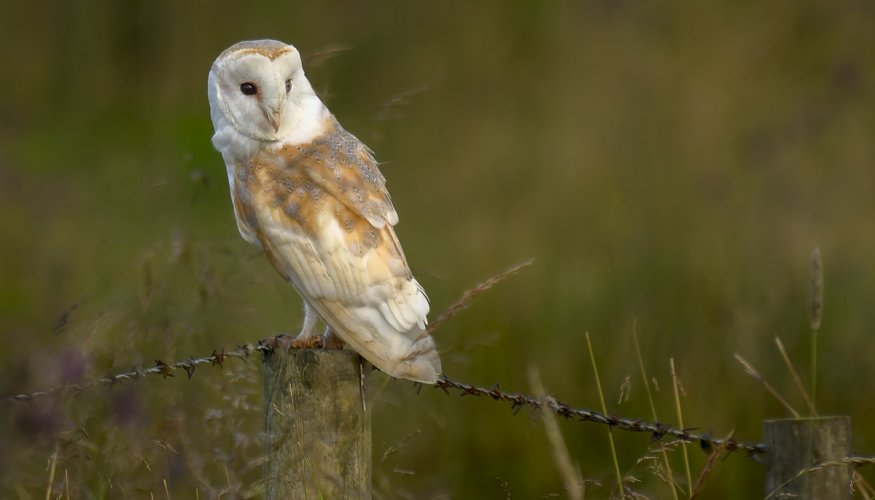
[
  {"x1": 291, "y1": 335, "x2": 323, "y2": 349},
  {"x1": 321, "y1": 327, "x2": 345, "y2": 350},
  {"x1": 268, "y1": 333, "x2": 321, "y2": 350}
]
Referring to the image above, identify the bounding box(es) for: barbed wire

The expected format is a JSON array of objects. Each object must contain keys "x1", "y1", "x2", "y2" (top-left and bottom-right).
[
  {"x1": 6, "y1": 334, "x2": 353, "y2": 402},
  {"x1": 432, "y1": 376, "x2": 767, "y2": 456},
  {"x1": 11, "y1": 332, "x2": 875, "y2": 467},
  {"x1": 6, "y1": 332, "x2": 769, "y2": 458}
]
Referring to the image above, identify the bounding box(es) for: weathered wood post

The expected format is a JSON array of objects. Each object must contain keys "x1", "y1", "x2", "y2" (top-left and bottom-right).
[
  {"x1": 263, "y1": 348, "x2": 371, "y2": 499},
  {"x1": 764, "y1": 416, "x2": 852, "y2": 499}
]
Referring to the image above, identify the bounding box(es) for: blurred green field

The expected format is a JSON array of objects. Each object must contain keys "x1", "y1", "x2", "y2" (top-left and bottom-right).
[{"x1": 2, "y1": 0, "x2": 875, "y2": 497}]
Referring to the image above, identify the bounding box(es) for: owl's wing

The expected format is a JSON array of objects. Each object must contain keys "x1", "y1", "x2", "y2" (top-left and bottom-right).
[
  {"x1": 282, "y1": 118, "x2": 400, "y2": 229},
  {"x1": 236, "y1": 129, "x2": 440, "y2": 383}
]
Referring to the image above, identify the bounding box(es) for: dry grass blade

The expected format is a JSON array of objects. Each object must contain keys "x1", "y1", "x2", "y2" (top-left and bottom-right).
[
  {"x1": 854, "y1": 471, "x2": 875, "y2": 500},
  {"x1": 303, "y1": 45, "x2": 351, "y2": 67},
  {"x1": 425, "y1": 258, "x2": 533, "y2": 335},
  {"x1": 380, "y1": 430, "x2": 421, "y2": 463},
  {"x1": 733, "y1": 353, "x2": 800, "y2": 418},
  {"x1": 633, "y1": 329, "x2": 680, "y2": 500},
  {"x1": 496, "y1": 476, "x2": 512, "y2": 499},
  {"x1": 529, "y1": 365, "x2": 583, "y2": 500},
  {"x1": 764, "y1": 459, "x2": 850, "y2": 500},
  {"x1": 670, "y1": 358, "x2": 693, "y2": 499},
  {"x1": 809, "y1": 247, "x2": 824, "y2": 331},
  {"x1": 809, "y1": 247, "x2": 824, "y2": 412},
  {"x1": 45, "y1": 442, "x2": 59, "y2": 500},
  {"x1": 690, "y1": 431, "x2": 731, "y2": 499},
  {"x1": 586, "y1": 332, "x2": 625, "y2": 498},
  {"x1": 774, "y1": 336, "x2": 816, "y2": 416},
  {"x1": 375, "y1": 85, "x2": 430, "y2": 121}
]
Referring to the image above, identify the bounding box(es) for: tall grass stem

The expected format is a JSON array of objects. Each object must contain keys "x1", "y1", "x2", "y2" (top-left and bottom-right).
[
  {"x1": 528, "y1": 365, "x2": 583, "y2": 500},
  {"x1": 809, "y1": 248, "x2": 823, "y2": 412},
  {"x1": 774, "y1": 336, "x2": 816, "y2": 416},
  {"x1": 733, "y1": 353, "x2": 800, "y2": 418},
  {"x1": 670, "y1": 358, "x2": 693, "y2": 498},
  {"x1": 633, "y1": 327, "x2": 680, "y2": 500},
  {"x1": 585, "y1": 332, "x2": 625, "y2": 498}
]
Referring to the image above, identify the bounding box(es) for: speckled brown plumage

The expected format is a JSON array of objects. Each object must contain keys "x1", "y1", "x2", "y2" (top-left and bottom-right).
[{"x1": 233, "y1": 117, "x2": 406, "y2": 266}]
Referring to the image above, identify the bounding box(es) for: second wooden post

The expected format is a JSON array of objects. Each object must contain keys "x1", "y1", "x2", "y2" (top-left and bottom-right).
[{"x1": 763, "y1": 416, "x2": 852, "y2": 499}]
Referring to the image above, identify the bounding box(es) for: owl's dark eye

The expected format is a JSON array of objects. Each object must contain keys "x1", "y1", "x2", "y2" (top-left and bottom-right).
[
  {"x1": 285, "y1": 79, "x2": 292, "y2": 93},
  {"x1": 240, "y1": 82, "x2": 257, "y2": 96}
]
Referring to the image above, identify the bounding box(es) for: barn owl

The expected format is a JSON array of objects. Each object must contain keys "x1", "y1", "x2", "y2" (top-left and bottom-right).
[{"x1": 207, "y1": 40, "x2": 441, "y2": 383}]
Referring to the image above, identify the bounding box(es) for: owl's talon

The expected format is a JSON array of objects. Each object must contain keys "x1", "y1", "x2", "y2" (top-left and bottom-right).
[
  {"x1": 273, "y1": 334, "x2": 295, "y2": 351},
  {"x1": 289, "y1": 335, "x2": 322, "y2": 349},
  {"x1": 322, "y1": 328, "x2": 344, "y2": 350}
]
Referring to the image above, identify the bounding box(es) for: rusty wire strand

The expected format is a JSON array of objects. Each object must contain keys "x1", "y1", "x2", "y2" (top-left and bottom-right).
[
  {"x1": 432, "y1": 374, "x2": 767, "y2": 457},
  {"x1": 6, "y1": 339, "x2": 275, "y2": 403},
  {"x1": 5, "y1": 333, "x2": 768, "y2": 457}
]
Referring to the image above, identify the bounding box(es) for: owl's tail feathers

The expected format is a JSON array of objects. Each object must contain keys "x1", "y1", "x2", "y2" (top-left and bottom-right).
[
  {"x1": 386, "y1": 331, "x2": 442, "y2": 384},
  {"x1": 316, "y1": 300, "x2": 442, "y2": 384}
]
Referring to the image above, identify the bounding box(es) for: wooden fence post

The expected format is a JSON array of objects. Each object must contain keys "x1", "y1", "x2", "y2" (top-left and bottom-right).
[
  {"x1": 764, "y1": 416, "x2": 852, "y2": 499},
  {"x1": 263, "y1": 348, "x2": 371, "y2": 499}
]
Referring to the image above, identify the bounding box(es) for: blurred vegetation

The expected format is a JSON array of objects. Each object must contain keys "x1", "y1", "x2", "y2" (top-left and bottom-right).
[{"x1": 2, "y1": 0, "x2": 874, "y2": 497}]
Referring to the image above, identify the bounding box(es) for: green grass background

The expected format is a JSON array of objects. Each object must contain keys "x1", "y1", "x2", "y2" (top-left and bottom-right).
[{"x1": 2, "y1": 0, "x2": 874, "y2": 497}]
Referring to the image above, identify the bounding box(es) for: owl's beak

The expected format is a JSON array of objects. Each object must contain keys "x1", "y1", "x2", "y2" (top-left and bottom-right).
[{"x1": 263, "y1": 106, "x2": 282, "y2": 133}]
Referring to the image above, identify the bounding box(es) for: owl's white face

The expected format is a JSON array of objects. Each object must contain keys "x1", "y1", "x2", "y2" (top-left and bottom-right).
[{"x1": 208, "y1": 40, "x2": 321, "y2": 142}]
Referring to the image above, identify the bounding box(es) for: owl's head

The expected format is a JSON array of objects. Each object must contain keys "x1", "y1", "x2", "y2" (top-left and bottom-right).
[{"x1": 208, "y1": 40, "x2": 323, "y2": 142}]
